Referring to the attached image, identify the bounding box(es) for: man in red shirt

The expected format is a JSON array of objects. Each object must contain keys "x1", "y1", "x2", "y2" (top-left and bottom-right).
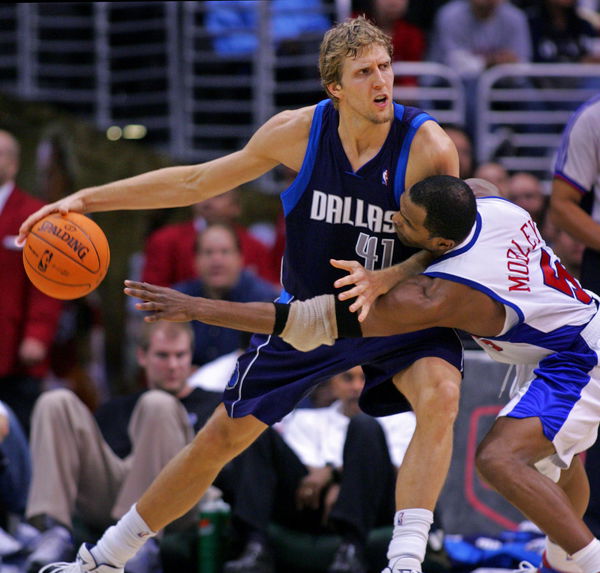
[
  {"x1": 0, "y1": 129, "x2": 63, "y2": 435},
  {"x1": 141, "y1": 188, "x2": 280, "y2": 287}
]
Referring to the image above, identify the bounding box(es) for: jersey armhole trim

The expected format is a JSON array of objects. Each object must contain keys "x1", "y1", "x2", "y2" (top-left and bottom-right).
[
  {"x1": 281, "y1": 100, "x2": 328, "y2": 216},
  {"x1": 393, "y1": 111, "x2": 437, "y2": 204}
]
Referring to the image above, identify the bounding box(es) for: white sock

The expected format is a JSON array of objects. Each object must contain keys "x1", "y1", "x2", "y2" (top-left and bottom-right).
[
  {"x1": 571, "y1": 538, "x2": 600, "y2": 573},
  {"x1": 91, "y1": 505, "x2": 157, "y2": 568},
  {"x1": 544, "y1": 538, "x2": 581, "y2": 573},
  {"x1": 386, "y1": 508, "x2": 433, "y2": 572}
]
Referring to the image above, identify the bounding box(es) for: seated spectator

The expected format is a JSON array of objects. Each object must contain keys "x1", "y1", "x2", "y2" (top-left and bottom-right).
[
  {"x1": 141, "y1": 188, "x2": 280, "y2": 288},
  {"x1": 429, "y1": 0, "x2": 531, "y2": 77},
  {"x1": 443, "y1": 125, "x2": 475, "y2": 179},
  {"x1": 429, "y1": 0, "x2": 531, "y2": 138},
  {"x1": 0, "y1": 129, "x2": 63, "y2": 436},
  {"x1": 23, "y1": 321, "x2": 222, "y2": 572},
  {"x1": 526, "y1": 0, "x2": 599, "y2": 65},
  {"x1": 526, "y1": 0, "x2": 600, "y2": 95},
  {"x1": 473, "y1": 161, "x2": 510, "y2": 198},
  {"x1": 507, "y1": 171, "x2": 548, "y2": 229},
  {"x1": 223, "y1": 366, "x2": 419, "y2": 573},
  {"x1": 174, "y1": 223, "x2": 279, "y2": 367}
]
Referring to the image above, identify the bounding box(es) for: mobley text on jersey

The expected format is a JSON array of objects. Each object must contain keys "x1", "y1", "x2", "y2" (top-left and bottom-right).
[{"x1": 506, "y1": 219, "x2": 543, "y2": 292}]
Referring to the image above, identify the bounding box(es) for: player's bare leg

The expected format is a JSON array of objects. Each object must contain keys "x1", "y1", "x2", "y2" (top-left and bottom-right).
[
  {"x1": 537, "y1": 456, "x2": 590, "y2": 573},
  {"x1": 476, "y1": 417, "x2": 600, "y2": 573},
  {"x1": 48, "y1": 404, "x2": 267, "y2": 572},
  {"x1": 558, "y1": 455, "x2": 590, "y2": 519},
  {"x1": 136, "y1": 403, "x2": 267, "y2": 530},
  {"x1": 384, "y1": 357, "x2": 461, "y2": 572}
]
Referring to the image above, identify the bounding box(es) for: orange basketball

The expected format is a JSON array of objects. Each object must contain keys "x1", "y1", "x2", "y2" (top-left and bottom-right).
[{"x1": 23, "y1": 212, "x2": 110, "y2": 300}]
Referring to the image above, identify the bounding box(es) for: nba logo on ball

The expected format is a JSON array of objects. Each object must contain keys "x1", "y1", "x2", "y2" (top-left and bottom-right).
[
  {"x1": 23, "y1": 212, "x2": 110, "y2": 300},
  {"x1": 37, "y1": 250, "x2": 53, "y2": 272}
]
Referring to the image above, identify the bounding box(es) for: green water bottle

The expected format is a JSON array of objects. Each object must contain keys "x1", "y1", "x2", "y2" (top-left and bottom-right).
[{"x1": 198, "y1": 496, "x2": 230, "y2": 573}]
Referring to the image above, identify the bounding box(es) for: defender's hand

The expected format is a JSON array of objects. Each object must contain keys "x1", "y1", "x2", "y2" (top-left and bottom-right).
[
  {"x1": 331, "y1": 259, "x2": 388, "y2": 322},
  {"x1": 124, "y1": 280, "x2": 202, "y2": 323}
]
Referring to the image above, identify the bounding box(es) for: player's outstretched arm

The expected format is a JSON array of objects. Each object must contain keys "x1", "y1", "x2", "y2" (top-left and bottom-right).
[
  {"x1": 123, "y1": 280, "x2": 277, "y2": 334},
  {"x1": 124, "y1": 274, "x2": 502, "y2": 353},
  {"x1": 18, "y1": 106, "x2": 314, "y2": 244},
  {"x1": 123, "y1": 276, "x2": 457, "y2": 353},
  {"x1": 17, "y1": 157, "x2": 263, "y2": 245}
]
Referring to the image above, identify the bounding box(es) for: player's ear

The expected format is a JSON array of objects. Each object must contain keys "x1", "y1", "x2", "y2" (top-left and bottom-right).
[
  {"x1": 433, "y1": 237, "x2": 455, "y2": 254},
  {"x1": 327, "y1": 82, "x2": 342, "y2": 99}
]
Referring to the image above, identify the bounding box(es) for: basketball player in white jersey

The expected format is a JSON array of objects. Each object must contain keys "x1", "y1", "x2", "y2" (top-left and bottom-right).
[{"x1": 125, "y1": 176, "x2": 600, "y2": 573}]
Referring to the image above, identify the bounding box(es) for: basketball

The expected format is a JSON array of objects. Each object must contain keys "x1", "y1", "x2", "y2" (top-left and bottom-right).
[{"x1": 23, "y1": 212, "x2": 110, "y2": 300}]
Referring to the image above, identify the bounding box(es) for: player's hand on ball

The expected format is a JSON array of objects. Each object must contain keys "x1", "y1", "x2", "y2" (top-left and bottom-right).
[
  {"x1": 124, "y1": 280, "x2": 200, "y2": 323},
  {"x1": 18, "y1": 196, "x2": 87, "y2": 247},
  {"x1": 23, "y1": 212, "x2": 110, "y2": 299}
]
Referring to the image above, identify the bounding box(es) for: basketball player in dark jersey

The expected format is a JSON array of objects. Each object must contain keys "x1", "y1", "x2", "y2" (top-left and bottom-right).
[{"x1": 20, "y1": 17, "x2": 461, "y2": 573}]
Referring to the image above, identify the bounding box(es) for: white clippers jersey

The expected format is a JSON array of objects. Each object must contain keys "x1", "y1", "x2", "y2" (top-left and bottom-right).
[{"x1": 423, "y1": 197, "x2": 599, "y2": 364}]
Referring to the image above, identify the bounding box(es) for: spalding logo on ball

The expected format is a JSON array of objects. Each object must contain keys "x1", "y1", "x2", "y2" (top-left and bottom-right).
[{"x1": 23, "y1": 212, "x2": 110, "y2": 300}]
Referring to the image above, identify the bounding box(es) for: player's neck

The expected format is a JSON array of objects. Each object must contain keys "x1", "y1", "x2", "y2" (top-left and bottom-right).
[{"x1": 337, "y1": 114, "x2": 391, "y2": 172}]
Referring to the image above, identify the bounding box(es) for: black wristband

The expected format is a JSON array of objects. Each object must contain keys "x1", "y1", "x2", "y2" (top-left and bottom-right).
[
  {"x1": 334, "y1": 297, "x2": 362, "y2": 338},
  {"x1": 272, "y1": 302, "x2": 290, "y2": 336}
]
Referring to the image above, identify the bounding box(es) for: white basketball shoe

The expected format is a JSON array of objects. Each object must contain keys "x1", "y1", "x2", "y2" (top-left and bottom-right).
[{"x1": 39, "y1": 543, "x2": 124, "y2": 573}]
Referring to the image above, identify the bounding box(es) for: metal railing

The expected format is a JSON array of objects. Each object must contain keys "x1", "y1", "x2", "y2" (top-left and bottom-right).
[
  {"x1": 476, "y1": 63, "x2": 600, "y2": 182},
  {"x1": 0, "y1": 1, "x2": 340, "y2": 165},
  {"x1": 1, "y1": 2, "x2": 598, "y2": 187},
  {"x1": 393, "y1": 61, "x2": 466, "y2": 128}
]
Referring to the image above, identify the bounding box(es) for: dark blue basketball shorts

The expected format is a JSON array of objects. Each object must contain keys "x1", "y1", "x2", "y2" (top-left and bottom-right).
[{"x1": 222, "y1": 328, "x2": 464, "y2": 425}]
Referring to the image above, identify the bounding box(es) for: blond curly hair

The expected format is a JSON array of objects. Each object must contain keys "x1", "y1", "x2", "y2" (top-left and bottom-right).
[{"x1": 319, "y1": 16, "x2": 392, "y2": 108}]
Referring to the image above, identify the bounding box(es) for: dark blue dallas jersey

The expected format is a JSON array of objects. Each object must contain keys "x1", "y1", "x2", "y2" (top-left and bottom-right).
[
  {"x1": 279, "y1": 99, "x2": 434, "y2": 301},
  {"x1": 223, "y1": 99, "x2": 463, "y2": 424}
]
